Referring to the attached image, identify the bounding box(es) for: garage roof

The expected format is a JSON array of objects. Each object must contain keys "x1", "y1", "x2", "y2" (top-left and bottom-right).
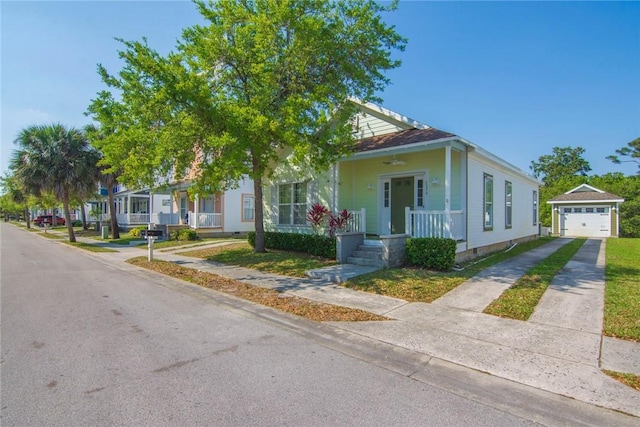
[{"x1": 547, "y1": 184, "x2": 624, "y2": 204}]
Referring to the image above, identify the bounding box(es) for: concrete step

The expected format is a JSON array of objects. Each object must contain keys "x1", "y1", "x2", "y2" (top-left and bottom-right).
[
  {"x1": 356, "y1": 244, "x2": 383, "y2": 253},
  {"x1": 351, "y1": 250, "x2": 383, "y2": 260},
  {"x1": 347, "y1": 256, "x2": 385, "y2": 268}
]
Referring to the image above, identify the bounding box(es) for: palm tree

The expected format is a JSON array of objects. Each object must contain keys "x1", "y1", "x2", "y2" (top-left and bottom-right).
[{"x1": 10, "y1": 124, "x2": 100, "y2": 242}]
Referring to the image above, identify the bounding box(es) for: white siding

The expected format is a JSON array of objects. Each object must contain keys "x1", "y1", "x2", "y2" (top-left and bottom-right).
[
  {"x1": 223, "y1": 177, "x2": 255, "y2": 233},
  {"x1": 467, "y1": 152, "x2": 538, "y2": 251}
]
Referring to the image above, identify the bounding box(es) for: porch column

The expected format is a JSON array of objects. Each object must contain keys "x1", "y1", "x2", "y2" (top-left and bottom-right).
[
  {"x1": 149, "y1": 192, "x2": 154, "y2": 225},
  {"x1": 127, "y1": 195, "x2": 132, "y2": 223},
  {"x1": 194, "y1": 195, "x2": 199, "y2": 229},
  {"x1": 445, "y1": 145, "x2": 452, "y2": 239},
  {"x1": 169, "y1": 192, "x2": 174, "y2": 224}
]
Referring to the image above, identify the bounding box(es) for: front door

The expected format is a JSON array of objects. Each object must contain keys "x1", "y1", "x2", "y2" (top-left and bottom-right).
[{"x1": 391, "y1": 177, "x2": 415, "y2": 234}]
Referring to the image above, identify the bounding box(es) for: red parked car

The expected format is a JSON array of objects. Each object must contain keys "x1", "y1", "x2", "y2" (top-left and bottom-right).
[{"x1": 33, "y1": 215, "x2": 66, "y2": 227}]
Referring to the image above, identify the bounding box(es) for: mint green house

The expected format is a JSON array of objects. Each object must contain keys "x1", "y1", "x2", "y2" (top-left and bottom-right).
[{"x1": 263, "y1": 102, "x2": 540, "y2": 262}]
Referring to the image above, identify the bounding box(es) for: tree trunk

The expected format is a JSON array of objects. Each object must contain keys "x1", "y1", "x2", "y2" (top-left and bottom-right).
[
  {"x1": 62, "y1": 192, "x2": 76, "y2": 243},
  {"x1": 253, "y1": 174, "x2": 266, "y2": 253},
  {"x1": 107, "y1": 182, "x2": 120, "y2": 239},
  {"x1": 80, "y1": 203, "x2": 88, "y2": 229},
  {"x1": 24, "y1": 205, "x2": 31, "y2": 228}
]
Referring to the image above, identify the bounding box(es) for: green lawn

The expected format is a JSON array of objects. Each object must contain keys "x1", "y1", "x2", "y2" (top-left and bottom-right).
[
  {"x1": 181, "y1": 242, "x2": 337, "y2": 278},
  {"x1": 604, "y1": 238, "x2": 640, "y2": 341},
  {"x1": 344, "y1": 237, "x2": 557, "y2": 303},
  {"x1": 63, "y1": 241, "x2": 118, "y2": 253},
  {"x1": 483, "y1": 238, "x2": 586, "y2": 320}
]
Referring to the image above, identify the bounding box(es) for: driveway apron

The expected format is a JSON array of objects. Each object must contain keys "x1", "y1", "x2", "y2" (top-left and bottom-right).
[
  {"x1": 433, "y1": 238, "x2": 574, "y2": 312},
  {"x1": 529, "y1": 238, "x2": 605, "y2": 333}
]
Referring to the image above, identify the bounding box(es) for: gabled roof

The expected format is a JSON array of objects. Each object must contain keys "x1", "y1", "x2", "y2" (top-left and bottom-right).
[
  {"x1": 547, "y1": 184, "x2": 624, "y2": 204},
  {"x1": 353, "y1": 127, "x2": 457, "y2": 153}
]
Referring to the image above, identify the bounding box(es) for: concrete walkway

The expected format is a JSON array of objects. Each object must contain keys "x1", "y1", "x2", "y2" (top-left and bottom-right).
[
  {"x1": 432, "y1": 238, "x2": 574, "y2": 311},
  {"x1": 42, "y1": 229, "x2": 640, "y2": 417}
]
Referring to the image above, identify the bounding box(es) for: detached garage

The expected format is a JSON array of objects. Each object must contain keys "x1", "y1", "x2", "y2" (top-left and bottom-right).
[{"x1": 548, "y1": 184, "x2": 624, "y2": 237}]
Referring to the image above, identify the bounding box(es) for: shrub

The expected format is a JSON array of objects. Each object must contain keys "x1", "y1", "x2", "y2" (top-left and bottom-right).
[
  {"x1": 248, "y1": 231, "x2": 335, "y2": 259},
  {"x1": 170, "y1": 228, "x2": 198, "y2": 241},
  {"x1": 128, "y1": 226, "x2": 148, "y2": 237},
  {"x1": 71, "y1": 220, "x2": 83, "y2": 227},
  {"x1": 405, "y1": 237, "x2": 456, "y2": 271}
]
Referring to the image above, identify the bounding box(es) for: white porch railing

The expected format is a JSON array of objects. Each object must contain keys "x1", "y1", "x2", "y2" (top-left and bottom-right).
[
  {"x1": 346, "y1": 208, "x2": 366, "y2": 234},
  {"x1": 87, "y1": 213, "x2": 111, "y2": 222},
  {"x1": 116, "y1": 213, "x2": 150, "y2": 225},
  {"x1": 188, "y1": 211, "x2": 222, "y2": 229},
  {"x1": 405, "y1": 208, "x2": 464, "y2": 240},
  {"x1": 151, "y1": 212, "x2": 181, "y2": 225}
]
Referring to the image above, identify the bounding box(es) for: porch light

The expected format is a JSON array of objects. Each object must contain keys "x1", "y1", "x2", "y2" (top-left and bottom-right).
[
  {"x1": 431, "y1": 177, "x2": 440, "y2": 186},
  {"x1": 366, "y1": 183, "x2": 375, "y2": 190}
]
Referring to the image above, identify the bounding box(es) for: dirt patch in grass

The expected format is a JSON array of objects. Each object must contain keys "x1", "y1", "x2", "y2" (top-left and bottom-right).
[
  {"x1": 181, "y1": 243, "x2": 336, "y2": 278},
  {"x1": 603, "y1": 370, "x2": 640, "y2": 391},
  {"x1": 127, "y1": 257, "x2": 387, "y2": 322}
]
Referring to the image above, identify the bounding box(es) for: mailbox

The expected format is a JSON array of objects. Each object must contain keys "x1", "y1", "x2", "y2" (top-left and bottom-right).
[{"x1": 141, "y1": 229, "x2": 163, "y2": 238}]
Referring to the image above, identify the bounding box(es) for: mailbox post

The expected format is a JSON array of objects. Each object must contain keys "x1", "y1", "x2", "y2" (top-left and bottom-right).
[{"x1": 141, "y1": 228, "x2": 163, "y2": 261}]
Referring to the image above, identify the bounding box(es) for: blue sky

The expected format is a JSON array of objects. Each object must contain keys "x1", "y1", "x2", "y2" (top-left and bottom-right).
[{"x1": 2, "y1": 1, "x2": 639, "y2": 178}]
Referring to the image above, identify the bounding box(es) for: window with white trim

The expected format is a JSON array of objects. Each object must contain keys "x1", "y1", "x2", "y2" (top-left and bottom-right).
[
  {"x1": 505, "y1": 181, "x2": 512, "y2": 229},
  {"x1": 242, "y1": 194, "x2": 254, "y2": 221},
  {"x1": 416, "y1": 179, "x2": 424, "y2": 208},
  {"x1": 484, "y1": 173, "x2": 493, "y2": 231},
  {"x1": 533, "y1": 190, "x2": 538, "y2": 226},
  {"x1": 278, "y1": 182, "x2": 307, "y2": 225}
]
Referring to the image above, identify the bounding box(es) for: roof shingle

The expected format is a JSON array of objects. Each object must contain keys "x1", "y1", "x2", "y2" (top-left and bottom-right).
[{"x1": 354, "y1": 128, "x2": 457, "y2": 153}]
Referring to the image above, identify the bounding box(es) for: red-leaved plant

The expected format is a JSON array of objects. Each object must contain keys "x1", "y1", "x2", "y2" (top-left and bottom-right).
[
  {"x1": 306, "y1": 203, "x2": 330, "y2": 235},
  {"x1": 328, "y1": 209, "x2": 353, "y2": 237}
]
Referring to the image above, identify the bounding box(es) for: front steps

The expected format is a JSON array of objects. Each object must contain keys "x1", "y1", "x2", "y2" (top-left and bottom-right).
[{"x1": 347, "y1": 242, "x2": 385, "y2": 268}]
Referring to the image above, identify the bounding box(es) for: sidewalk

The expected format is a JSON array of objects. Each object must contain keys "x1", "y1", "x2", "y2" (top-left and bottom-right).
[{"x1": 48, "y1": 229, "x2": 640, "y2": 417}]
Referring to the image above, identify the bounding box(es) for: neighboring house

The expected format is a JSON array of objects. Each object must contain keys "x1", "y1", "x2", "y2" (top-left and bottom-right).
[
  {"x1": 264, "y1": 101, "x2": 540, "y2": 262},
  {"x1": 91, "y1": 178, "x2": 255, "y2": 237},
  {"x1": 547, "y1": 184, "x2": 624, "y2": 238}
]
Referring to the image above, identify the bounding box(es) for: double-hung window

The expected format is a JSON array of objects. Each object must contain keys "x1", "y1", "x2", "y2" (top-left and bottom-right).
[
  {"x1": 533, "y1": 190, "x2": 538, "y2": 226},
  {"x1": 484, "y1": 173, "x2": 494, "y2": 231},
  {"x1": 505, "y1": 181, "x2": 512, "y2": 229},
  {"x1": 242, "y1": 195, "x2": 255, "y2": 221},
  {"x1": 278, "y1": 182, "x2": 307, "y2": 225}
]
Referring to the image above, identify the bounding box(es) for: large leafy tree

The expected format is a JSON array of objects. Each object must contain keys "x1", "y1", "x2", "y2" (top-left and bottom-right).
[
  {"x1": 85, "y1": 124, "x2": 122, "y2": 238},
  {"x1": 0, "y1": 174, "x2": 32, "y2": 227},
  {"x1": 530, "y1": 146, "x2": 592, "y2": 185},
  {"x1": 87, "y1": 0, "x2": 405, "y2": 252},
  {"x1": 10, "y1": 124, "x2": 101, "y2": 242},
  {"x1": 607, "y1": 137, "x2": 640, "y2": 174}
]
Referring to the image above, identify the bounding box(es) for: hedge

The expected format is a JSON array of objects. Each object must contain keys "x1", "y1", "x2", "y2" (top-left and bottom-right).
[
  {"x1": 248, "y1": 231, "x2": 336, "y2": 259},
  {"x1": 405, "y1": 237, "x2": 456, "y2": 271},
  {"x1": 170, "y1": 228, "x2": 198, "y2": 241}
]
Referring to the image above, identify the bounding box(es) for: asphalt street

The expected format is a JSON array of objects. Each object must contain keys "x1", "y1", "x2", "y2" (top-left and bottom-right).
[{"x1": 0, "y1": 223, "x2": 635, "y2": 426}]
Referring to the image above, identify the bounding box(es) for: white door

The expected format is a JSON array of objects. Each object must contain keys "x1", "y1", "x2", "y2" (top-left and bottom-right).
[{"x1": 560, "y1": 206, "x2": 610, "y2": 237}]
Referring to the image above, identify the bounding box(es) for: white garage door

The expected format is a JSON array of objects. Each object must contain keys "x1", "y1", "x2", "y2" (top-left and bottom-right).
[{"x1": 560, "y1": 206, "x2": 610, "y2": 237}]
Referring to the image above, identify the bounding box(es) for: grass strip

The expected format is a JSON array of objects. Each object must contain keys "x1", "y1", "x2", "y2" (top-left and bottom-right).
[
  {"x1": 604, "y1": 238, "x2": 640, "y2": 341},
  {"x1": 345, "y1": 237, "x2": 557, "y2": 303},
  {"x1": 602, "y1": 370, "x2": 640, "y2": 391},
  {"x1": 181, "y1": 242, "x2": 337, "y2": 278},
  {"x1": 63, "y1": 241, "x2": 118, "y2": 253},
  {"x1": 127, "y1": 257, "x2": 387, "y2": 322},
  {"x1": 483, "y1": 238, "x2": 586, "y2": 320},
  {"x1": 39, "y1": 232, "x2": 64, "y2": 239}
]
